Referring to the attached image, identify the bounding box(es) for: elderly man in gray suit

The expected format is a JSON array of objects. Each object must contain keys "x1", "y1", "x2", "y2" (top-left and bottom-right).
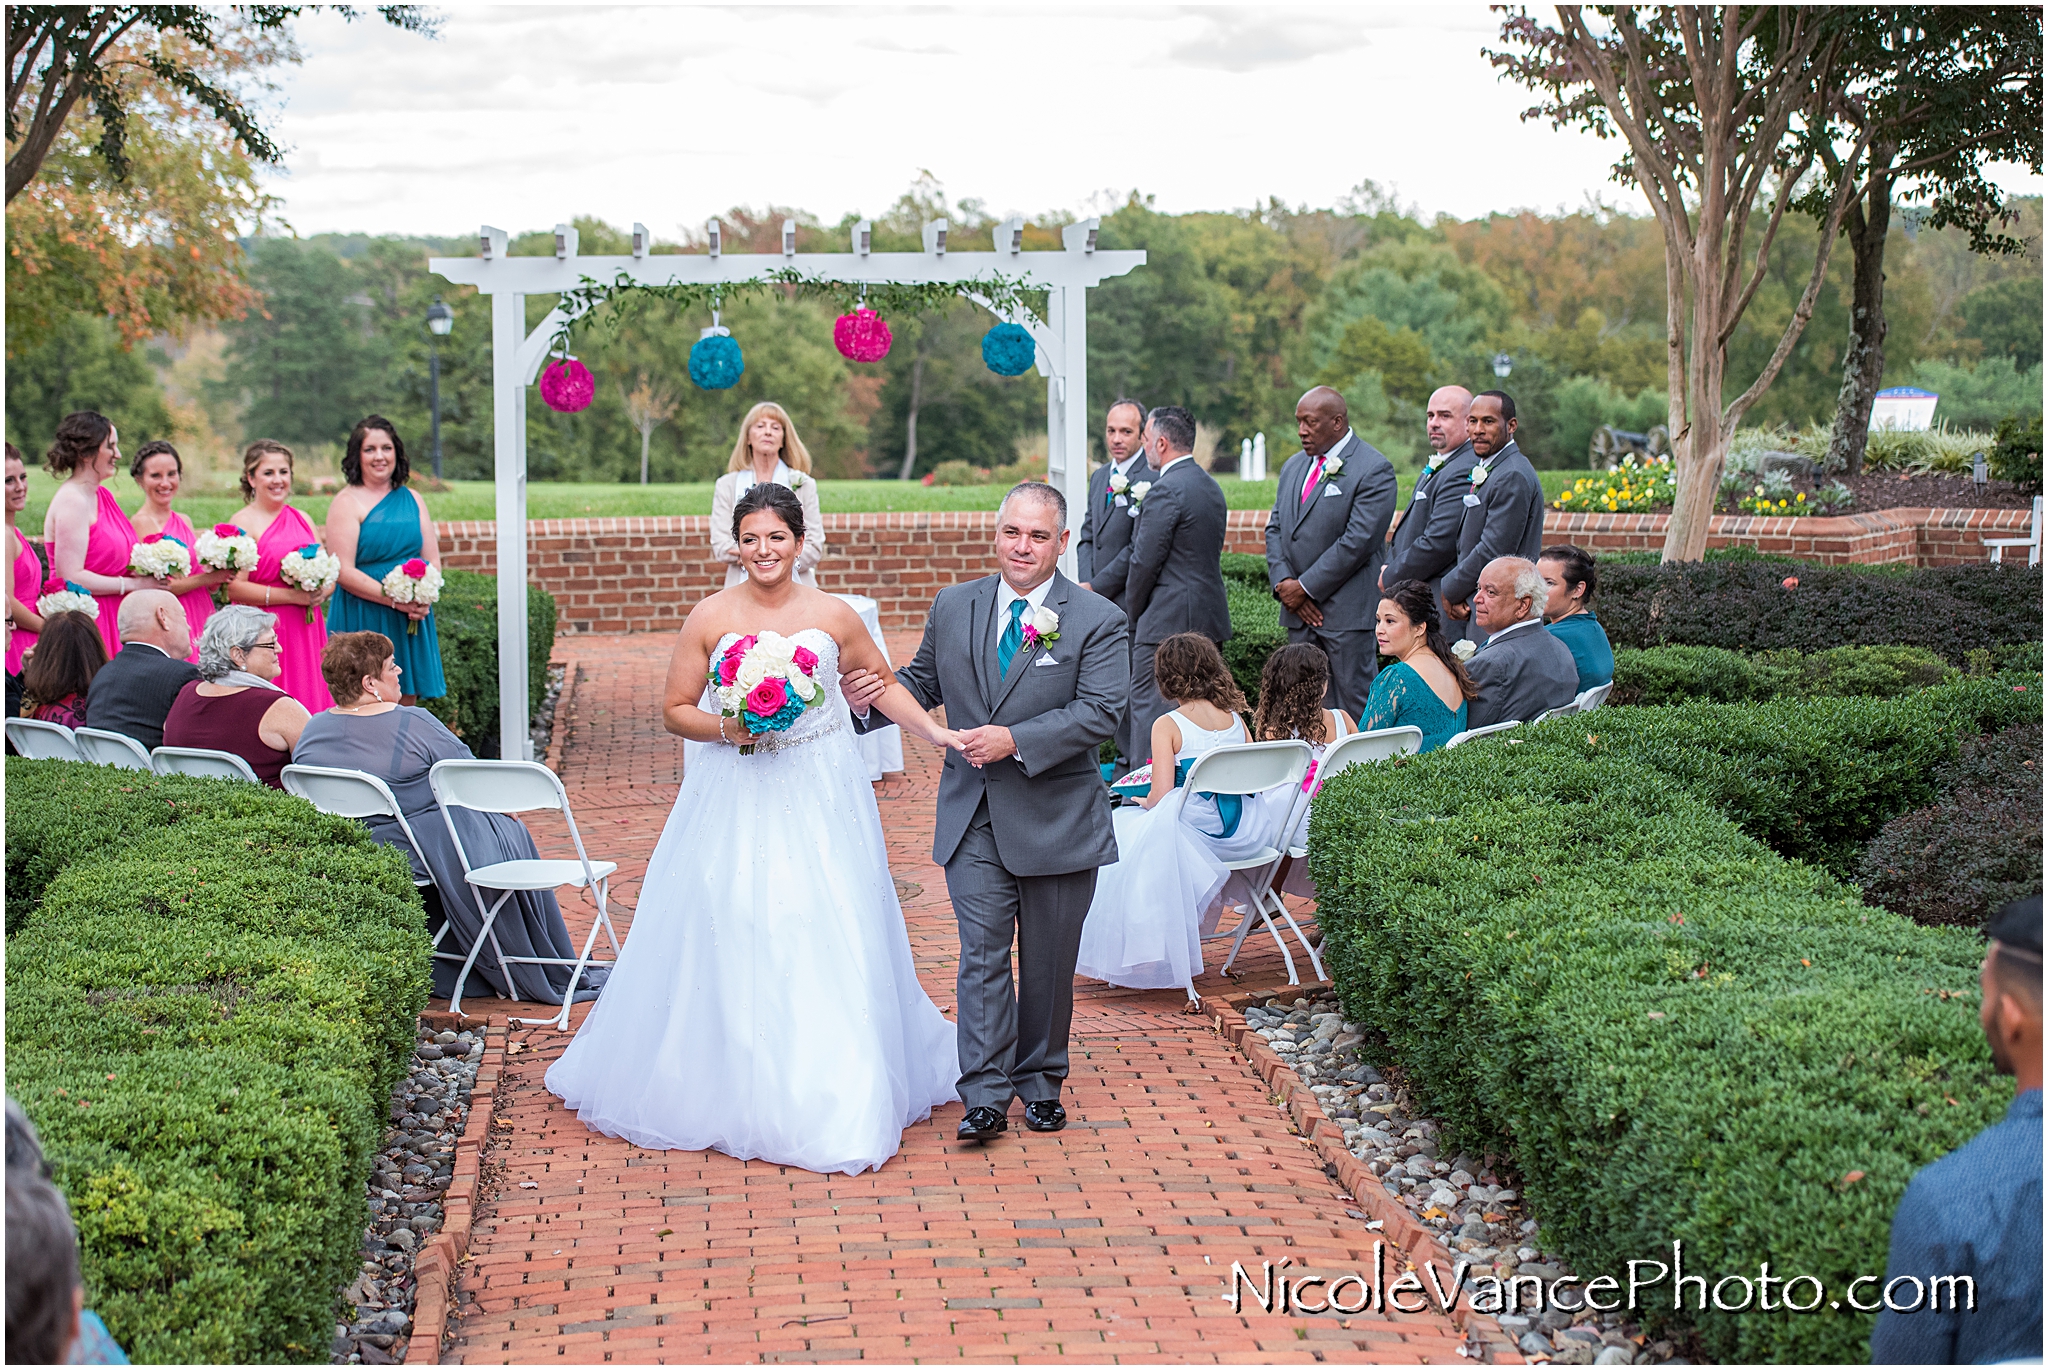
[
  {"x1": 1381, "y1": 385, "x2": 1477, "y2": 635},
  {"x1": 1266, "y1": 386, "x2": 1398, "y2": 718},
  {"x1": 1075, "y1": 398, "x2": 1150, "y2": 606},
  {"x1": 1441, "y1": 390, "x2": 1546, "y2": 648},
  {"x1": 1462, "y1": 556, "x2": 1578, "y2": 729},
  {"x1": 843, "y1": 482, "x2": 1129, "y2": 1142},
  {"x1": 1120, "y1": 405, "x2": 1231, "y2": 764}
]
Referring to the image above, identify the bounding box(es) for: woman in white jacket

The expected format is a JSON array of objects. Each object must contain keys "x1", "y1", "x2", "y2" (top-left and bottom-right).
[{"x1": 709, "y1": 402, "x2": 826, "y2": 588}]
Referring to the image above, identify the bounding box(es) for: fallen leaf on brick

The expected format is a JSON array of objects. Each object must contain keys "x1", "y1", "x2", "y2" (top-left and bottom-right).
[{"x1": 519, "y1": 1181, "x2": 539, "y2": 1189}]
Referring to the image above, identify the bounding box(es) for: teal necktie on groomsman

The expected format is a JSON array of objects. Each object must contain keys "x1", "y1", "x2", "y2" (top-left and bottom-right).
[{"x1": 998, "y1": 600, "x2": 1026, "y2": 676}]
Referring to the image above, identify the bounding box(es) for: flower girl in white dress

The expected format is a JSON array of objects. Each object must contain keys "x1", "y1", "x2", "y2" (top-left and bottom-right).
[
  {"x1": 1075, "y1": 633, "x2": 1270, "y2": 993},
  {"x1": 546, "y1": 485, "x2": 967, "y2": 1176}
]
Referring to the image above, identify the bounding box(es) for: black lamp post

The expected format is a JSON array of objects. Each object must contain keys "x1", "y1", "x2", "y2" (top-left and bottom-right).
[{"x1": 426, "y1": 297, "x2": 454, "y2": 480}]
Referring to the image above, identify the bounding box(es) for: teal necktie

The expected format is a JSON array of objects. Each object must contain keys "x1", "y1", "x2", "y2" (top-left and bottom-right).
[{"x1": 998, "y1": 599, "x2": 1026, "y2": 676}]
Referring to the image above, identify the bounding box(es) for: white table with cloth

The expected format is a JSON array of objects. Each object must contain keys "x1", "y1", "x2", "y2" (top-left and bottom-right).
[{"x1": 679, "y1": 593, "x2": 903, "y2": 782}]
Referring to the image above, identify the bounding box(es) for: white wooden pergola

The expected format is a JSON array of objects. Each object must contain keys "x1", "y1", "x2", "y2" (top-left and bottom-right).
[{"x1": 430, "y1": 217, "x2": 1145, "y2": 759}]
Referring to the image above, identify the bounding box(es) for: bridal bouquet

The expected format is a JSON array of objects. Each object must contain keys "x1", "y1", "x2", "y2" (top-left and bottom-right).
[
  {"x1": 128, "y1": 533, "x2": 191, "y2": 581},
  {"x1": 379, "y1": 558, "x2": 444, "y2": 633},
  {"x1": 279, "y1": 543, "x2": 341, "y2": 623},
  {"x1": 708, "y1": 630, "x2": 824, "y2": 755},
  {"x1": 36, "y1": 577, "x2": 97, "y2": 619},
  {"x1": 195, "y1": 523, "x2": 260, "y2": 573}
]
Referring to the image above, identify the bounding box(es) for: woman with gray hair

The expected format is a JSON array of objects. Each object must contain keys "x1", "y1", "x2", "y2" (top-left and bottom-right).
[{"x1": 160, "y1": 602, "x2": 311, "y2": 787}]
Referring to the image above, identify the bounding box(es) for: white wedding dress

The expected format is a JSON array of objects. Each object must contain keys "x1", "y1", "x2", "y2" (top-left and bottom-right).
[{"x1": 545, "y1": 628, "x2": 959, "y2": 1175}]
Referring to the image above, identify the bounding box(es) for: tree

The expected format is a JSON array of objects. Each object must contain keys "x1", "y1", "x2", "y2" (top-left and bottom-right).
[
  {"x1": 1491, "y1": 8, "x2": 1871, "y2": 562},
  {"x1": 1807, "y1": 9, "x2": 2042, "y2": 475},
  {"x1": 4, "y1": 310, "x2": 172, "y2": 460},
  {"x1": 215, "y1": 236, "x2": 389, "y2": 449},
  {"x1": 620, "y1": 375, "x2": 679, "y2": 485}
]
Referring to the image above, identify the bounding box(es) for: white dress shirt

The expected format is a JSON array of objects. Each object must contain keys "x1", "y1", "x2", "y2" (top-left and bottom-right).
[
  {"x1": 993, "y1": 574, "x2": 1055, "y2": 657},
  {"x1": 1480, "y1": 614, "x2": 1541, "y2": 649},
  {"x1": 1303, "y1": 429, "x2": 1356, "y2": 502}
]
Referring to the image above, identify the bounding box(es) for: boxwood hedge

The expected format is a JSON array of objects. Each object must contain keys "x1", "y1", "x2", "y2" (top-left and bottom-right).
[
  {"x1": 418, "y1": 567, "x2": 557, "y2": 757},
  {"x1": 1308, "y1": 741, "x2": 2009, "y2": 1363},
  {"x1": 5, "y1": 761, "x2": 431, "y2": 1363}
]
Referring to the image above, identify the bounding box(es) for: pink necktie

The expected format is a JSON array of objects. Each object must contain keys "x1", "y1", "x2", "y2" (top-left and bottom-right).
[{"x1": 1300, "y1": 455, "x2": 1325, "y2": 505}]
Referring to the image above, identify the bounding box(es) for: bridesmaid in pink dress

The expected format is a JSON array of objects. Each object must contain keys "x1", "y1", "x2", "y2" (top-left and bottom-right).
[
  {"x1": 6, "y1": 445, "x2": 44, "y2": 677},
  {"x1": 41, "y1": 411, "x2": 145, "y2": 660},
  {"x1": 224, "y1": 439, "x2": 334, "y2": 711},
  {"x1": 128, "y1": 439, "x2": 233, "y2": 662}
]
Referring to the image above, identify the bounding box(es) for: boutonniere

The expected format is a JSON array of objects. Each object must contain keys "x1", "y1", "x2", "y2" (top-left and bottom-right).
[
  {"x1": 1470, "y1": 461, "x2": 1492, "y2": 487},
  {"x1": 1321, "y1": 454, "x2": 1345, "y2": 481},
  {"x1": 1022, "y1": 605, "x2": 1060, "y2": 646},
  {"x1": 1127, "y1": 480, "x2": 1153, "y2": 512},
  {"x1": 1108, "y1": 469, "x2": 1130, "y2": 495},
  {"x1": 789, "y1": 472, "x2": 809, "y2": 489},
  {"x1": 1451, "y1": 638, "x2": 1478, "y2": 661}
]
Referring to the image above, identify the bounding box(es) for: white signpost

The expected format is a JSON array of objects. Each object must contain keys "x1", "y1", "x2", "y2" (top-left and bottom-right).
[{"x1": 430, "y1": 219, "x2": 1144, "y2": 761}]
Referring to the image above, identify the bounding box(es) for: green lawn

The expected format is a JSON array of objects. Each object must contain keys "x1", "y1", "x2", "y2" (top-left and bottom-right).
[{"x1": 18, "y1": 469, "x2": 1587, "y2": 534}]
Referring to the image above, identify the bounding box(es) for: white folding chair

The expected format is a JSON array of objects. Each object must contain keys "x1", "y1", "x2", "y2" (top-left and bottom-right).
[
  {"x1": 1532, "y1": 701, "x2": 1580, "y2": 724},
  {"x1": 428, "y1": 759, "x2": 620, "y2": 1028},
  {"x1": 282, "y1": 763, "x2": 458, "y2": 968},
  {"x1": 74, "y1": 727, "x2": 153, "y2": 770},
  {"x1": 1280, "y1": 727, "x2": 1425, "y2": 966},
  {"x1": 152, "y1": 746, "x2": 259, "y2": 783},
  {"x1": 1176, "y1": 740, "x2": 1316, "y2": 998},
  {"x1": 1444, "y1": 719, "x2": 1522, "y2": 749},
  {"x1": 1574, "y1": 681, "x2": 1613, "y2": 713},
  {"x1": 5, "y1": 717, "x2": 82, "y2": 761},
  {"x1": 1986, "y1": 495, "x2": 2042, "y2": 566}
]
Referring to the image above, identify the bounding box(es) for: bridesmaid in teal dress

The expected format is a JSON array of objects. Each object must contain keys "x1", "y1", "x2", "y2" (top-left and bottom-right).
[
  {"x1": 1362, "y1": 579, "x2": 1478, "y2": 751},
  {"x1": 324, "y1": 416, "x2": 446, "y2": 701}
]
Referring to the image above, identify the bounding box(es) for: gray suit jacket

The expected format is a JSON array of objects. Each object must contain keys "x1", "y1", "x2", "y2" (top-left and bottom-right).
[
  {"x1": 1124, "y1": 458, "x2": 1231, "y2": 647},
  {"x1": 1463, "y1": 620, "x2": 1579, "y2": 728},
  {"x1": 860, "y1": 571, "x2": 1129, "y2": 875},
  {"x1": 1076, "y1": 454, "x2": 1149, "y2": 599},
  {"x1": 1440, "y1": 441, "x2": 1547, "y2": 609},
  {"x1": 1264, "y1": 432, "x2": 1398, "y2": 631},
  {"x1": 84, "y1": 643, "x2": 200, "y2": 750},
  {"x1": 1383, "y1": 440, "x2": 1478, "y2": 591}
]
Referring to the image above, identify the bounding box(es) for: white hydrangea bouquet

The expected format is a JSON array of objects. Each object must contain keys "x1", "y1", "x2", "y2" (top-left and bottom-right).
[
  {"x1": 35, "y1": 577, "x2": 97, "y2": 619},
  {"x1": 279, "y1": 542, "x2": 341, "y2": 623},
  {"x1": 707, "y1": 630, "x2": 825, "y2": 755},
  {"x1": 195, "y1": 523, "x2": 260, "y2": 573},
  {"x1": 379, "y1": 558, "x2": 444, "y2": 634},
  {"x1": 128, "y1": 534, "x2": 192, "y2": 581}
]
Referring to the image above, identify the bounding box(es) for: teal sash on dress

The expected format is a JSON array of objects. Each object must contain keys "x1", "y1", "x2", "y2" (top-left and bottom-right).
[{"x1": 1174, "y1": 756, "x2": 1244, "y2": 840}]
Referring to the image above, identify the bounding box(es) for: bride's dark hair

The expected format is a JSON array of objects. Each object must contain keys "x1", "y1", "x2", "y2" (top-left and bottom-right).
[
  {"x1": 1382, "y1": 579, "x2": 1479, "y2": 700},
  {"x1": 732, "y1": 482, "x2": 806, "y2": 543}
]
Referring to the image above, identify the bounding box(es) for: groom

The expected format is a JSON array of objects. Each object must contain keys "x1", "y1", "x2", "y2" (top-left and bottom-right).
[{"x1": 844, "y1": 482, "x2": 1129, "y2": 1141}]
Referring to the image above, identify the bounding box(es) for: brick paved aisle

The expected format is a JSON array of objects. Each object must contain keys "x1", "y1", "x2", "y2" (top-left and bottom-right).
[{"x1": 443, "y1": 633, "x2": 1472, "y2": 1364}]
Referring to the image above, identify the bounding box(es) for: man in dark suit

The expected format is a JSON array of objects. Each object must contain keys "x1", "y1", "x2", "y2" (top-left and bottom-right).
[
  {"x1": 85, "y1": 587, "x2": 198, "y2": 749},
  {"x1": 1121, "y1": 405, "x2": 1231, "y2": 763},
  {"x1": 1265, "y1": 386, "x2": 1397, "y2": 718},
  {"x1": 1462, "y1": 557, "x2": 1578, "y2": 728},
  {"x1": 1381, "y1": 384, "x2": 1477, "y2": 637},
  {"x1": 1075, "y1": 398, "x2": 1150, "y2": 606},
  {"x1": 1440, "y1": 391, "x2": 1546, "y2": 648}
]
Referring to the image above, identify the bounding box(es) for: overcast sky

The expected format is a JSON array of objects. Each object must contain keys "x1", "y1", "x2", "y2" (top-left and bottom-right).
[{"x1": 265, "y1": 4, "x2": 2044, "y2": 240}]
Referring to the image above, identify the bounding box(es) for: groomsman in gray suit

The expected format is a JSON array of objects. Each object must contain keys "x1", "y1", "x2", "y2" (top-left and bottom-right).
[
  {"x1": 1440, "y1": 391, "x2": 1545, "y2": 648},
  {"x1": 1381, "y1": 385, "x2": 1477, "y2": 638},
  {"x1": 1265, "y1": 386, "x2": 1398, "y2": 718},
  {"x1": 1120, "y1": 405, "x2": 1231, "y2": 763},
  {"x1": 1075, "y1": 398, "x2": 1150, "y2": 607},
  {"x1": 843, "y1": 483, "x2": 1129, "y2": 1141}
]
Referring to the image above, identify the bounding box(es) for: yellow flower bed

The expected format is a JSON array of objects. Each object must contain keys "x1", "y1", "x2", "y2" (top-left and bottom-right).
[{"x1": 1550, "y1": 453, "x2": 1678, "y2": 514}]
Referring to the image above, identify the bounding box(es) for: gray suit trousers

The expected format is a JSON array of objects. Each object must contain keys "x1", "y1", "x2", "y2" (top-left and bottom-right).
[
  {"x1": 945, "y1": 800, "x2": 1098, "y2": 1110},
  {"x1": 1287, "y1": 623, "x2": 1379, "y2": 721},
  {"x1": 1121, "y1": 639, "x2": 1170, "y2": 766}
]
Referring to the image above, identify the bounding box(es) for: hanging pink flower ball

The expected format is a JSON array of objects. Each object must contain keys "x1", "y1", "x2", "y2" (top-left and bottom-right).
[
  {"x1": 833, "y1": 308, "x2": 893, "y2": 363},
  {"x1": 539, "y1": 357, "x2": 595, "y2": 412}
]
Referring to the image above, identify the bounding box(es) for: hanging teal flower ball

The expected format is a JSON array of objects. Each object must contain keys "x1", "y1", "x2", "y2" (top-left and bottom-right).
[
  {"x1": 689, "y1": 330, "x2": 744, "y2": 390},
  {"x1": 981, "y1": 322, "x2": 1036, "y2": 377}
]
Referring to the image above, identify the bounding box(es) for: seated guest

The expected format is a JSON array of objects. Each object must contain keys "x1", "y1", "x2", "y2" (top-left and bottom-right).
[
  {"x1": 1251, "y1": 642, "x2": 1357, "y2": 900},
  {"x1": 1873, "y1": 896, "x2": 2041, "y2": 1364},
  {"x1": 19, "y1": 610, "x2": 106, "y2": 727},
  {"x1": 1462, "y1": 557, "x2": 1579, "y2": 729},
  {"x1": 1076, "y1": 633, "x2": 1278, "y2": 997},
  {"x1": 83, "y1": 588, "x2": 198, "y2": 749},
  {"x1": 6, "y1": 1100, "x2": 127, "y2": 1366},
  {"x1": 1364, "y1": 581, "x2": 1475, "y2": 752},
  {"x1": 163, "y1": 604, "x2": 310, "y2": 787},
  {"x1": 1537, "y1": 544, "x2": 1613, "y2": 692},
  {"x1": 293, "y1": 631, "x2": 605, "y2": 1007}
]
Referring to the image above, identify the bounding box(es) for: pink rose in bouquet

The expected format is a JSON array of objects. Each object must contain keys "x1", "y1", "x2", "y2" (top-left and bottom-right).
[
  {"x1": 745, "y1": 677, "x2": 789, "y2": 716},
  {"x1": 792, "y1": 644, "x2": 819, "y2": 674}
]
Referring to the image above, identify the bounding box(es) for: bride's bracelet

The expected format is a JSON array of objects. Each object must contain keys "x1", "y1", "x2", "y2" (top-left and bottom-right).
[{"x1": 719, "y1": 716, "x2": 740, "y2": 746}]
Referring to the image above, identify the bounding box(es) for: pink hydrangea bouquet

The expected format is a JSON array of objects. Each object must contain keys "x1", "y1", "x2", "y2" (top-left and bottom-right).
[
  {"x1": 195, "y1": 523, "x2": 259, "y2": 573},
  {"x1": 708, "y1": 630, "x2": 825, "y2": 755},
  {"x1": 128, "y1": 532, "x2": 192, "y2": 580},
  {"x1": 379, "y1": 558, "x2": 444, "y2": 634}
]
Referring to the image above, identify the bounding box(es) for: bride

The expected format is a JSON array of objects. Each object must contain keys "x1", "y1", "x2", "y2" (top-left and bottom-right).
[{"x1": 545, "y1": 483, "x2": 964, "y2": 1175}]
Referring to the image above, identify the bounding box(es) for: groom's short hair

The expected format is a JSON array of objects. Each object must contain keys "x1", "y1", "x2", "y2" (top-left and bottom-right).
[
  {"x1": 1000, "y1": 481, "x2": 1067, "y2": 532},
  {"x1": 1147, "y1": 406, "x2": 1196, "y2": 455}
]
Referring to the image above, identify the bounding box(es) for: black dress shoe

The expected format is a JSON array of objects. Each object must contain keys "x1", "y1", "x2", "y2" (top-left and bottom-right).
[
  {"x1": 1022, "y1": 1100, "x2": 1067, "y2": 1132},
  {"x1": 957, "y1": 1106, "x2": 1009, "y2": 1141}
]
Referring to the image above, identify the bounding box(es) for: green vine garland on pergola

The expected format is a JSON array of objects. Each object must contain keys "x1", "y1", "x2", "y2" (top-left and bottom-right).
[{"x1": 546, "y1": 266, "x2": 1049, "y2": 356}]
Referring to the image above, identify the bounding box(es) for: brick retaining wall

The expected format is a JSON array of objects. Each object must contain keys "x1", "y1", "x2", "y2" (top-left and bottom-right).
[{"x1": 436, "y1": 505, "x2": 2032, "y2": 637}]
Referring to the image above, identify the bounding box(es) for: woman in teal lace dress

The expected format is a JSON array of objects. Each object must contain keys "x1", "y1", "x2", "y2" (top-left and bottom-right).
[
  {"x1": 1363, "y1": 579, "x2": 1477, "y2": 751},
  {"x1": 324, "y1": 416, "x2": 446, "y2": 702}
]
